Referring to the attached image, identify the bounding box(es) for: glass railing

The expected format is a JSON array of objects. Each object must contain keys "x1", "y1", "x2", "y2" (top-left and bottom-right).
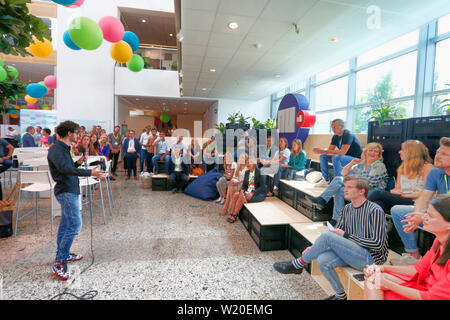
[{"x1": 117, "y1": 46, "x2": 178, "y2": 71}]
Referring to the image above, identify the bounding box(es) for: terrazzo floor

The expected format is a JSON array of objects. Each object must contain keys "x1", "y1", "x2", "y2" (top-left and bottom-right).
[{"x1": 0, "y1": 170, "x2": 327, "y2": 300}]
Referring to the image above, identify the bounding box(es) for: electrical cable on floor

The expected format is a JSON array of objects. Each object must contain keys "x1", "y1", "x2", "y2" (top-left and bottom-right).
[{"x1": 49, "y1": 171, "x2": 99, "y2": 300}]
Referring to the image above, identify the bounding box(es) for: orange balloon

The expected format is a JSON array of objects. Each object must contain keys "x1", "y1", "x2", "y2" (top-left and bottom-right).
[
  {"x1": 28, "y1": 36, "x2": 53, "y2": 58},
  {"x1": 110, "y1": 41, "x2": 132, "y2": 63}
]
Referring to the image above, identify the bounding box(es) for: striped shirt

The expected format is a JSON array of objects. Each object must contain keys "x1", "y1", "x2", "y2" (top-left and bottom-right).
[{"x1": 335, "y1": 200, "x2": 388, "y2": 265}]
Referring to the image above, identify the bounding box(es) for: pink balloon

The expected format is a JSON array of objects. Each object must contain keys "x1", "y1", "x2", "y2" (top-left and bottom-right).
[
  {"x1": 51, "y1": 103, "x2": 55, "y2": 109},
  {"x1": 44, "y1": 75, "x2": 57, "y2": 89},
  {"x1": 45, "y1": 89, "x2": 53, "y2": 96},
  {"x1": 65, "y1": 0, "x2": 84, "y2": 8},
  {"x1": 98, "y1": 16, "x2": 125, "y2": 43},
  {"x1": 27, "y1": 103, "x2": 38, "y2": 109}
]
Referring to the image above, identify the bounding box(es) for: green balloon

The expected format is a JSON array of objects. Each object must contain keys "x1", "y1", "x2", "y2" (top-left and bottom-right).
[
  {"x1": 160, "y1": 113, "x2": 170, "y2": 123},
  {"x1": 0, "y1": 66, "x2": 7, "y2": 82},
  {"x1": 38, "y1": 81, "x2": 50, "y2": 92},
  {"x1": 69, "y1": 17, "x2": 103, "y2": 50},
  {"x1": 6, "y1": 66, "x2": 18, "y2": 79},
  {"x1": 0, "y1": 57, "x2": 4, "y2": 68},
  {"x1": 127, "y1": 54, "x2": 144, "y2": 72}
]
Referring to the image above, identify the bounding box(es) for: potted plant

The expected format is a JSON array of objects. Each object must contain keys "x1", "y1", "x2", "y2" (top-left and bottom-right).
[
  {"x1": 251, "y1": 118, "x2": 264, "y2": 129},
  {"x1": 370, "y1": 100, "x2": 394, "y2": 127},
  {"x1": 215, "y1": 122, "x2": 225, "y2": 134},
  {"x1": 264, "y1": 118, "x2": 277, "y2": 130}
]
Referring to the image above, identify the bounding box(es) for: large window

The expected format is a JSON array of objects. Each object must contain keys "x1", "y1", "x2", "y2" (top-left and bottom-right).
[
  {"x1": 438, "y1": 13, "x2": 450, "y2": 35},
  {"x1": 357, "y1": 30, "x2": 418, "y2": 66},
  {"x1": 431, "y1": 94, "x2": 450, "y2": 116},
  {"x1": 316, "y1": 61, "x2": 349, "y2": 83},
  {"x1": 315, "y1": 76, "x2": 348, "y2": 111},
  {"x1": 434, "y1": 38, "x2": 450, "y2": 91},
  {"x1": 314, "y1": 110, "x2": 347, "y2": 134}
]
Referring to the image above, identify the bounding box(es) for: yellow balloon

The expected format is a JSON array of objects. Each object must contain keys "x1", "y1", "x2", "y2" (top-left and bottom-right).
[
  {"x1": 28, "y1": 36, "x2": 53, "y2": 58},
  {"x1": 25, "y1": 95, "x2": 38, "y2": 104},
  {"x1": 110, "y1": 41, "x2": 132, "y2": 63}
]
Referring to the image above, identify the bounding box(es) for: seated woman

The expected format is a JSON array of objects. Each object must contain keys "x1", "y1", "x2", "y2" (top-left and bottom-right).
[
  {"x1": 307, "y1": 142, "x2": 388, "y2": 225},
  {"x1": 75, "y1": 135, "x2": 91, "y2": 156},
  {"x1": 267, "y1": 137, "x2": 291, "y2": 197},
  {"x1": 364, "y1": 195, "x2": 450, "y2": 300},
  {"x1": 216, "y1": 152, "x2": 237, "y2": 205},
  {"x1": 368, "y1": 140, "x2": 434, "y2": 214},
  {"x1": 203, "y1": 136, "x2": 217, "y2": 173},
  {"x1": 169, "y1": 147, "x2": 190, "y2": 193},
  {"x1": 227, "y1": 157, "x2": 267, "y2": 223},
  {"x1": 188, "y1": 138, "x2": 203, "y2": 176},
  {"x1": 220, "y1": 153, "x2": 248, "y2": 216},
  {"x1": 284, "y1": 138, "x2": 307, "y2": 180},
  {"x1": 40, "y1": 128, "x2": 52, "y2": 147}
]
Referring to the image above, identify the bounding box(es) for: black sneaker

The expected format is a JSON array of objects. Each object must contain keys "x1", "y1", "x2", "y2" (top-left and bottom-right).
[
  {"x1": 172, "y1": 188, "x2": 178, "y2": 194},
  {"x1": 66, "y1": 253, "x2": 83, "y2": 263},
  {"x1": 52, "y1": 260, "x2": 70, "y2": 280},
  {"x1": 273, "y1": 261, "x2": 304, "y2": 275},
  {"x1": 323, "y1": 294, "x2": 347, "y2": 300}
]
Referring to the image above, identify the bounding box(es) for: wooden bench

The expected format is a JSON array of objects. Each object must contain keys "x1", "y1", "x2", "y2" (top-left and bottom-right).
[
  {"x1": 241, "y1": 197, "x2": 313, "y2": 251},
  {"x1": 151, "y1": 173, "x2": 198, "y2": 191}
]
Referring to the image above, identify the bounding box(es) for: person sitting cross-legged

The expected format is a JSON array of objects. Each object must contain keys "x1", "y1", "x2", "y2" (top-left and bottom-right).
[
  {"x1": 273, "y1": 176, "x2": 388, "y2": 300},
  {"x1": 168, "y1": 147, "x2": 190, "y2": 193}
]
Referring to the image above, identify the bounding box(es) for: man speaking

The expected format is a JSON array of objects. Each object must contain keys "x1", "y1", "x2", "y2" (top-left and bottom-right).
[{"x1": 47, "y1": 121, "x2": 105, "y2": 280}]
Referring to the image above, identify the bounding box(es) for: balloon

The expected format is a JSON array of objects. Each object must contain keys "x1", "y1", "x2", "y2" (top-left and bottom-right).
[
  {"x1": 0, "y1": 57, "x2": 4, "y2": 68},
  {"x1": 52, "y1": 103, "x2": 55, "y2": 109},
  {"x1": 46, "y1": 89, "x2": 53, "y2": 96},
  {"x1": 44, "y1": 75, "x2": 57, "y2": 89},
  {"x1": 160, "y1": 113, "x2": 170, "y2": 123},
  {"x1": 0, "y1": 66, "x2": 7, "y2": 82},
  {"x1": 122, "y1": 31, "x2": 140, "y2": 52},
  {"x1": 27, "y1": 103, "x2": 38, "y2": 109},
  {"x1": 69, "y1": 17, "x2": 103, "y2": 50},
  {"x1": 110, "y1": 41, "x2": 132, "y2": 63},
  {"x1": 63, "y1": 30, "x2": 81, "y2": 50},
  {"x1": 99, "y1": 16, "x2": 125, "y2": 43},
  {"x1": 126, "y1": 54, "x2": 144, "y2": 72},
  {"x1": 28, "y1": 36, "x2": 53, "y2": 58},
  {"x1": 5, "y1": 66, "x2": 18, "y2": 79},
  {"x1": 21, "y1": 104, "x2": 28, "y2": 110},
  {"x1": 52, "y1": 0, "x2": 77, "y2": 5},
  {"x1": 65, "y1": 0, "x2": 84, "y2": 7},
  {"x1": 38, "y1": 81, "x2": 50, "y2": 94},
  {"x1": 41, "y1": 104, "x2": 51, "y2": 110},
  {"x1": 25, "y1": 95, "x2": 38, "y2": 104},
  {"x1": 26, "y1": 83, "x2": 48, "y2": 98}
]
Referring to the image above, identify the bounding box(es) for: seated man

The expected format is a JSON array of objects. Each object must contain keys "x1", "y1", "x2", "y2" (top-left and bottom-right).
[
  {"x1": 390, "y1": 137, "x2": 450, "y2": 265},
  {"x1": 152, "y1": 131, "x2": 171, "y2": 175},
  {"x1": 169, "y1": 147, "x2": 190, "y2": 193},
  {"x1": 313, "y1": 119, "x2": 362, "y2": 187},
  {"x1": 0, "y1": 138, "x2": 14, "y2": 175},
  {"x1": 22, "y1": 126, "x2": 37, "y2": 148},
  {"x1": 273, "y1": 176, "x2": 388, "y2": 300}
]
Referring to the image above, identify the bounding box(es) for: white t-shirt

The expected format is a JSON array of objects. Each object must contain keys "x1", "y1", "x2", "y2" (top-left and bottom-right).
[
  {"x1": 140, "y1": 132, "x2": 151, "y2": 151},
  {"x1": 127, "y1": 139, "x2": 136, "y2": 153},
  {"x1": 279, "y1": 148, "x2": 291, "y2": 165}
]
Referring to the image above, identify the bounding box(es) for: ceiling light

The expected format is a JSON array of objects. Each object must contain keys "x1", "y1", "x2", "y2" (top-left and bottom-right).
[
  {"x1": 136, "y1": 98, "x2": 140, "y2": 100},
  {"x1": 330, "y1": 37, "x2": 340, "y2": 42},
  {"x1": 228, "y1": 22, "x2": 239, "y2": 30},
  {"x1": 209, "y1": 68, "x2": 216, "y2": 72},
  {"x1": 169, "y1": 33, "x2": 173, "y2": 37},
  {"x1": 202, "y1": 88, "x2": 207, "y2": 91},
  {"x1": 142, "y1": 19, "x2": 146, "y2": 23},
  {"x1": 184, "y1": 102, "x2": 188, "y2": 105},
  {"x1": 274, "y1": 74, "x2": 281, "y2": 78}
]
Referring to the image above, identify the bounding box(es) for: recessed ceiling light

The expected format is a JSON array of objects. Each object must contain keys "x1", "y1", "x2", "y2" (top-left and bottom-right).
[
  {"x1": 228, "y1": 22, "x2": 239, "y2": 30},
  {"x1": 209, "y1": 68, "x2": 216, "y2": 72},
  {"x1": 169, "y1": 33, "x2": 173, "y2": 37},
  {"x1": 202, "y1": 88, "x2": 207, "y2": 91},
  {"x1": 142, "y1": 19, "x2": 146, "y2": 23},
  {"x1": 274, "y1": 74, "x2": 281, "y2": 78},
  {"x1": 136, "y1": 98, "x2": 140, "y2": 100},
  {"x1": 184, "y1": 102, "x2": 188, "y2": 105},
  {"x1": 330, "y1": 37, "x2": 340, "y2": 42}
]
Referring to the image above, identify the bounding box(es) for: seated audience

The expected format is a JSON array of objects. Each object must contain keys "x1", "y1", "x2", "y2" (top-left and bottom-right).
[
  {"x1": 40, "y1": 128, "x2": 52, "y2": 147},
  {"x1": 171, "y1": 135, "x2": 187, "y2": 156},
  {"x1": 390, "y1": 137, "x2": 450, "y2": 265},
  {"x1": 313, "y1": 119, "x2": 363, "y2": 187},
  {"x1": 152, "y1": 131, "x2": 171, "y2": 175},
  {"x1": 75, "y1": 135, "x2": 91, "y2": 156},
  {"x1": 22, "y1": 126, "x2": 37, "y2": 147},
  {"x1": 285, "y1": 138, "x2": 307, "y2": 180},
  {"x1": 307, "y1": 142, "x2": 387, "y2": 225},
  {"x1": 368, "y1": 140, "x2": 434, "y2": 215},
  {"x1": 227, "y1": 157, "x2": 267, "y2": 223},
  {"x1": 364, "y1": 195, "x2": 450, "y2": 300},
  {"x1": 257, "y1": 135, "x2": 273, "y2": 169},
  {"x1": 122, "y1": 130, "x2": 141, "y2": 180},
  {"x1": 267, "y1": 137, "x2": 291, "y2": 196},
  {"x1": 216, "y1": 152, "x2": 237, "y2": 205},
  {"x1": 274, "y1": 176, "x2": 388, "y2": 300},
  {"x1": 203, "y1": 136, "x2": 217, "y2": 173},
  {"x1": 188, "y1": 138, "x2": 203, "y2": 176},
  {"x1": 0, "y1": 138, "x2": 14, "y2": 175},
  {"x1": 169, "y1": 147, "x2": 190, "y2": 193},
  {"x1": 220, "y1": 153, "x2": 248, "y2": 216}
]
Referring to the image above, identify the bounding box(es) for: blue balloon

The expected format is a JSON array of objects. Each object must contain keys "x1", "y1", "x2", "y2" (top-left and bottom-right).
[
  {"x1": 63, "y1": 30, "x2": 81, "y2": 50},
  {"x1": 26, "y1": 83, "x2": 48, "y2": 99},
  {"x1": 52, "y1": 0, "x2": 77, "y2": 5},
  {"x1": 122, "y1": 31, "x2": 140, "y2": 52}
]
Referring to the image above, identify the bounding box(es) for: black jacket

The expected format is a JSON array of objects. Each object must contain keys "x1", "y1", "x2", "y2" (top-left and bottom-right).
[
  {"x1": 47, "y1": 140, "x2": 91, "y2": 196},
  {"x1": 241, "y1": 168, "x2": 267, "y2": 197}
]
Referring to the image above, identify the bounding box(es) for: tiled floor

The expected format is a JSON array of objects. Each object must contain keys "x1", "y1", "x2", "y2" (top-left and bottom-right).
[{"x1": 0, "y1": 171, "x2": 327, "y2": 300}]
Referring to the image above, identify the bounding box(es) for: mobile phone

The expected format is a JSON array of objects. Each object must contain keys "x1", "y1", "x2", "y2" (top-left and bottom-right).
[
  {"x1": 327, "y1": 221, "x2": 335, "y2": 230},
  {"x1": 353, "y1": 273, "x2": 365, "y2": 281}
]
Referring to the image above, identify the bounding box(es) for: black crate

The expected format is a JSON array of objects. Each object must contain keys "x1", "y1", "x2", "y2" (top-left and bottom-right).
[
  {"x1": 0, "y1": 210, "x2": 13, "y2": 238},
  {"x1": 248, "y1": 214, "x2": 288, "y2": 251},
  {"x1": 239, "y1": 207, "x2": 251, "y2": 231},
  {"x1": 287, "y1": 226, "x2": 312, "y2": 273},
  {"x1": 152, "y1": 177, "x2": 168, "y2": 191},
  {"x1": 295, "y1": 192, "x2": 333, "y2": 221},
  {"x1": 279, "y1": 181, "x2": 296, "y2": 207},
  {"x1": 386, "y1": 215, "x2": 405, "y2": 255},
  {"x1": 368, "y1": 119, "x2": 408, "y2": 141},
  {"x1": 417, "y1": 228, "x2": 435, "y2": 257}
]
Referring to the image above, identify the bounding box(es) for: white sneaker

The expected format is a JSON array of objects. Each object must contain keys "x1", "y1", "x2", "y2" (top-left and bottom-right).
[
  {"x1": 220, "y1": 198, "x2": 225, "y2": 205},
  {"x1": 315, "y1": 178, "x2": 329, "y2": 187},
  {"x1": 390, "y1": 253, "x2": 421, "y2": 266},
  {"x1": 216, "y1": 197, "x2": 223, "y2": 203}
]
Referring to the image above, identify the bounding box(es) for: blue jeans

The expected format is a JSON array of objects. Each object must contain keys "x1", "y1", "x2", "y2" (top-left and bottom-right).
[
  {"x1": 152, "y1": 153, "x2": 171, "y2": 174},
  {"x1": 320, "y1": 154, "x2": 355, "y2": 181},
  {"x1": 391, "y1": 205, "x2": 421, "y2": 253},
  {"x1": 285, "y1": 168, "x2": 299, "y2": 180},
  {"x1": 298, "y1": 232, "x2": 375, "y2": 294},
  {"x1": 273, "y1": 166, "x2": 288, "y2": 189},
  {"x1": 139, "y1": 149, "x2": 148, "y2": 172},
  {"x1": 0, "y1": 159, "x2": 13, "y2": 174},
  {"x1": 319, "y1": 176, "x2": 346, "y2": 221},
  {"x1": 55, "y1": 193, "x2": 82, "y2": 262},
  {"x1": 126, "y1": 153, "x2": 138, "y2": 177}
]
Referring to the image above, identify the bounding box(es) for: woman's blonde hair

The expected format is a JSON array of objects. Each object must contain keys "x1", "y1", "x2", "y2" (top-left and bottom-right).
[
  {"x1": 292, "y1": 139, "x2": 303, "y2": 155},
  {"x1": 361, "y1": 142, "x2": 384, "y2": 162},
  {"x1": 235, "y1": 153, "x2": 248, "y2": 176},
  {"x1": 398, "y1": 140, "x2": 433, "y2": 179}
]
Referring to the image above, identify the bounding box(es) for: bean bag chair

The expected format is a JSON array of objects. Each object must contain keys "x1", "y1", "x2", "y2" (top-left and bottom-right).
[{"x1": 184, "y1": 168, "x2": 223, "y2": 201}]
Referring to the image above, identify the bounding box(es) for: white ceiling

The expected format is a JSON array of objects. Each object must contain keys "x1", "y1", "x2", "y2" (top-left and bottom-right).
[
  {"x1": 180, "y1": 0, "x2": 450, "y2": 101},
  {"x1": 6, "y1": 61, "x2": 55, "y2": 84}
]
